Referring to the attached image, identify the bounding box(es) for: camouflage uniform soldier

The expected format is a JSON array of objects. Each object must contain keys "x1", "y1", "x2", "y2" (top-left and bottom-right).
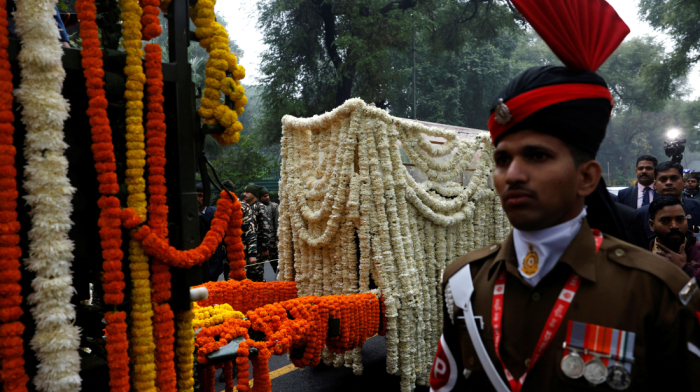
[
  {"x1": 219, "y1": 180, "x2": 258, "y2": 280},
  {"x1": 243, "y1": 184, "x2": 272, "y2": 282},
  {"x1": 260, "y1": 189, "x2": 279, "y2": 273}
]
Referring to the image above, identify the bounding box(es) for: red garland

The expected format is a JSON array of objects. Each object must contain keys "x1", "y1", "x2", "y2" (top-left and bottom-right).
[
  {"x1": 0, "y1": 0, "x2": 29, "y2": 389},
  {"x1": 76, "y1": 0, "x2": 130, "y2": 390},
  {"x1": 223, "y1": 197, "x2": 245, "y2": 280},
  {"x1": 140, "y1": 0, "x2": 162, "y2": 40}
]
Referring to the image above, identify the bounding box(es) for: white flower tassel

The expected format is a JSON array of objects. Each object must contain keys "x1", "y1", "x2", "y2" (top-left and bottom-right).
[{"x1": 13, "y1": 0, "x2": 81, "y2": 390}]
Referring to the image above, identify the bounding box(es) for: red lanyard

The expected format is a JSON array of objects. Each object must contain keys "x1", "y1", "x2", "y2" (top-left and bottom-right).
[{"x1": 491, "y1": 229, "x2": 602, "y2": 392}]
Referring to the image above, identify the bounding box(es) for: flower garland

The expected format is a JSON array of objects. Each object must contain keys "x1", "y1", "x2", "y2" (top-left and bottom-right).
[
  {"x1": 175, "y1": 310, "x2": 195, "y2": 392},
  {"x1": 75, "y1": 0, "x2": 133, "y2": 390},
  {"x1": 0, "y1": 0, "x2": 29, "y2": 389},
  {"x1": 190, "y1": 0, "x2": 247, "y2": 146},
  {"x1": 195, "y1": 293, "x2": 381, "y2": 392},
  {"x1": 192, "y1": 303, "x2": 244, "y2": 329},
  {"x1": 194, "y1": 279, "x2": 297, "y2": 313},
  {"x1": 279, "y1": 99, "x2": 510, "y2": 391},
  {"x1": 13, "y1": 0, "x2": 82, "y2": 388},
  {"x1": 120, "y1": 1, "x2": 158, "y2": 391}
]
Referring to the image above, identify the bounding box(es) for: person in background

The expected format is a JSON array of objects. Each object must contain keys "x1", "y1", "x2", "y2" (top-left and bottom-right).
[
  {"x1": 260, "y1": 189, "x2": 279, "y2": 274},
  {"x1": 243, "y1": 183, "x2": 271, "y2": 282},
  {"x1": 685, "y1": 172, "x2": 700, "y2": 199},
  {"x1": 647, "y1": 196, "x2": 700, "y2": 280},
  {"x1": 197, "y1": 182, "x2": 226, "y2": 282},
  {"x1": 219, "y1": 180, "x2": 257, "y2": 280},
  {"x1": 633, "y1": 161, "x2": 700, "y2": 241},
  {"x1": 614, "y1": 154, "x2": 658, "y2": 209}
]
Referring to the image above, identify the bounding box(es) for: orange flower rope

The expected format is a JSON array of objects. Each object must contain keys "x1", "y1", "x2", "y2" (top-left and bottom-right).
[
  {"x1": 140, "y1": 0, "x2": 161, "y2": 40},
  {"x1": 0, "y1": 0, "x2": 29, "y2": 389},
  {"x1": 195, "y1": 293, "x2": 383, "y2": 392},
  {"x1": 144, "y1": 37, "x2": 176, "y2": 392},
  {"x1": 75, "y1": 0, "x2": 131, "y2": 390},
  {"x1": 194, "y1": 280, "x2": 297, "y2": 313}
]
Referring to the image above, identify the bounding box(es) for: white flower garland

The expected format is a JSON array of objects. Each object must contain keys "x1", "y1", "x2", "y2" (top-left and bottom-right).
[
  {"x1": 13, "y1": 0, "x2": 81, "y2": 390},
  {"x1": 279, "y1": 99, "x2": 510, "y2": 391}
]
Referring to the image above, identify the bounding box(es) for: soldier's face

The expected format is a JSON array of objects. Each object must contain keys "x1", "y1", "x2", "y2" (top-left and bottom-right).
[
  {"x1": 244, "y1": 191, "x2": 255, "y2": 203},
  {"x1": 650, "y1": 204, "x2": 687, "y2": 250},
  {"x1": 688, "y1": 178, "x2": 698, "y2": 190},
  {"x1": 493, "y1": 130, "x2": 601, "y2": 231},
  {"x1": 261, "y1": 194, "x2": 269, "y2": 203}
]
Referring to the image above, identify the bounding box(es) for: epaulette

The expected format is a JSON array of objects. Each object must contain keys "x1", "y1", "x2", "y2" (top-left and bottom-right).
[
  {"x1": 602, "y1": 234, "x2": 699, "y2": 306},
  {"x1": 443, "y1": 242, "x2": 502, "y2": 284}
]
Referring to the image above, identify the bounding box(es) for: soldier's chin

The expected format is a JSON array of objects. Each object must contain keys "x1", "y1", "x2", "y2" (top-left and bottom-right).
[{"x1": 503, "y1": 209, "x2": 551, "y2": 232}]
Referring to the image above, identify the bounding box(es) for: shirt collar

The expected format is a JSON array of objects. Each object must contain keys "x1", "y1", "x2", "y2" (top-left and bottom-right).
[
  {"x1": 638, "y1": 182, "x2": 654, "y2": 192},
  {"x1": 491, "y1": 217, "x2": 598, "y2": 284}
]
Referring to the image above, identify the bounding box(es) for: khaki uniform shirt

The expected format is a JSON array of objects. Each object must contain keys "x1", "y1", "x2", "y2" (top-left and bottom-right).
[{"x1": 433, "y1": 219, "x2": 700, "y2": 391}]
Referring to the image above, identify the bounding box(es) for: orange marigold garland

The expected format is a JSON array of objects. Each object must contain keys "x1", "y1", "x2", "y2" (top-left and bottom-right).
[
  {"x1": 0, "y1": 0, "x2": 29, "y2": 389},
  {"x1": 224, "y1": 194, "x2": 246, "y2": 280},
  {"x1": 194, "y1": 279, "x2": 297, "y2": 313},
  {"x1": 194, "y1": 294, "x2": 383, "y2": 392},
  {"x1": 75, "y1": 0, "x2": 132, "y2": 391},
  {"x1": 140, "y1": 0, "x2": 162, "y2": 40},
  {"x1": 144, "y1": 31, "x2": 177, "y2": 392}
]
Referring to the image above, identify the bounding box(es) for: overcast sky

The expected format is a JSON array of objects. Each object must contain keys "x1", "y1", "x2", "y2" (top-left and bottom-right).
[{"x1": 217, "y1": 0, "x2": 700, "y2": 100}]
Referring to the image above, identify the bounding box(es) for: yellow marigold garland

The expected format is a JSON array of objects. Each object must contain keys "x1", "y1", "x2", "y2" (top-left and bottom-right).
[
  {"x1": 121, "y1": 0, "x2": 156, "y2": 391},
  {"x1": 191, "y1": 0, "x2": 247, "y2": 146},
  {"x1": 175, "y1": 310, "x2": 195, "y2": 392},
  {"x1": 192, "y1": 303, "x2": 244, "y2": 330}
]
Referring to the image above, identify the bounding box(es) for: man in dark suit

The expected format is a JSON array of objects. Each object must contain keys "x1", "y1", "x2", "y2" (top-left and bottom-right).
[
  {"x1": 614, "y1": 154, "x2": 658, "y2": 209},
  {"x1": 633, "y1": 161, "x2": 700, "y2": 245},
  {"x1": 685, "y1": 172, "x2": 700, "y2": 199}
]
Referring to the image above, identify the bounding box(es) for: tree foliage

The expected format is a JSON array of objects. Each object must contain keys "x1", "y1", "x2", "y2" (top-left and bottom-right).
[
  {"x1": 256, "y1": 0, "x2": 520, "y2": 144},
  {"x1": 638, "y1": 0, "x2": 700, "y2": 77}
]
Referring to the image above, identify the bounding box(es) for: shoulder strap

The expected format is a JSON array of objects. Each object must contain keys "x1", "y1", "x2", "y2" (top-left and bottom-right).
[{"x1": 449, "y1": 266, "x2": 510, "y2": 392}]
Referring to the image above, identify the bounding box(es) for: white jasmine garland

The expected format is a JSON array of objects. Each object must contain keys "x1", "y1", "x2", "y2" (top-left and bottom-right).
[
  {"x1": 13, "y1": 0, "x2": 81, "y2": 390},
  {"x1": 279, "y1": 99, "x2": 507, "y2": 391}
]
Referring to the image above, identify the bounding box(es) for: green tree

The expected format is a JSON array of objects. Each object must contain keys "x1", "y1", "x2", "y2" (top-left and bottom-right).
[
  {"x1": 256, "y1": 0, "x2": 520, "y2": 145},
  {"x1": 638, "y1": 0, "x2": 700, "y2": 77}
]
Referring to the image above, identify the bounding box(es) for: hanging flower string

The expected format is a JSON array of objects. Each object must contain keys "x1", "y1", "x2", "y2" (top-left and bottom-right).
[
  {"x1": 175, "y1": 310, "x2": 195, "y2": 392},
  {"x1": 190, "y1": 0, "x2": 247, "y2": 146},
  {"x1": 120, "y1": 0, "x2": 158, "y2": 391},
  {"x1": 76, "y1": 0, "x2": 132, "y2": 390},
  {"x1": 0, "y1": 0, "x2": 29, "y2": 389}
]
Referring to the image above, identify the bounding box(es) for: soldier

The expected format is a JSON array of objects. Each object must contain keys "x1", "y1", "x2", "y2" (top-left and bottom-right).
[
  {"x1": 243, "y1": 183, "x2": 272, "y2": 282},
  {"x1": 260, "y1": 188, "x2": 279, "y2": 274},
  {"x1": 429, "y1": 1, "x2": 700, "y2": 391},
  {"x1": 218, "y1": 180, "x2": 257, "y2": 280}
]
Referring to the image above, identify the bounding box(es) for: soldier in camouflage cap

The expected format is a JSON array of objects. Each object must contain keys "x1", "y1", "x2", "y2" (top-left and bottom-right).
[
  {"x1": 219, "y1": 180, "x2": 258, "y2": 280},
  {"x1": 260, "y1": 188, "x2": 279, "y2": 274},
  {"x1": 243, "y1": 183, "x2": 272, "y2": 282}
]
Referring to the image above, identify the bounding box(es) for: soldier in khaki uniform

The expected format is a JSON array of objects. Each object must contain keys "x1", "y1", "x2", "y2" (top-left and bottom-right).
[{"x1": 429, "y1": 0, "x2": 700, "y2": 391}]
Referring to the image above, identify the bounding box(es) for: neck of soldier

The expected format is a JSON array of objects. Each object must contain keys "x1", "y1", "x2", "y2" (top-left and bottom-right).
[{"x1": 249, "y1": 195, "x2": 257, "y2": 204}]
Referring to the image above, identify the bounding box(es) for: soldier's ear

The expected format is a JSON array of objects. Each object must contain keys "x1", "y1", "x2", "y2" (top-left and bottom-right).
[
  {"x1": 648, "y1": 219, "x2": 655, "y2": 232},
  {"x1": 576, "y1": 160, "x2": 601, "y2": 198}
]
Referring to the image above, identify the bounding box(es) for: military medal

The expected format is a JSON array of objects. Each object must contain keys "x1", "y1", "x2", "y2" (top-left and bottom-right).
[
  {"x1": 583, "y1": 356, "x2": 608, "y2": 385},
  {"x1": 521, "y1": 244, "x2": 539, "y2": 276},
  {"x1": 606, "y1": 364, "x2": 631, "y2": 390},
  {"x1": 560, "y1": 351, "x2": 585, "y2": 379}
]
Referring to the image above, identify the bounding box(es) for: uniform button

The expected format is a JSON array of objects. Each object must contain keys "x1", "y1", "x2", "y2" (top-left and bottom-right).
[
  {"x1": 490, "y1": 245, "x2": 498, "y2": 250},
  {"x1": 532, "y1": 293, "x2": 540, "y2": 301},
  {"x1": 524, "y1": 358, "x2": 531, "y2": 367},
  {"x1": 615, "y1": 249, "x2": 625, "y2": 257}
]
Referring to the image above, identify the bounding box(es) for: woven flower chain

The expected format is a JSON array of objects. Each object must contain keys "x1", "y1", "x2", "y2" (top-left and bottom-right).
[
  {"x1": 194, "y1": 280, "x2": 297, "y2": 313},
  {"x1": 190, "y1": 0, "x2": 247, "y2": 146},
  {"x1": 175, "y1": 310, "x2": 195, "y2": 392},
  {"x1": 75, "y1": 0, "x2": 132, "y2": 390},
  {"x1": 0, "y1": 0, "x2": 29, "y2": 389},
  {"x1": 193, "y1": 303, "x2": 244, "y2": 330},
  {"x1": 195, "y1": 293, "x2": 382, "y2": 392}
]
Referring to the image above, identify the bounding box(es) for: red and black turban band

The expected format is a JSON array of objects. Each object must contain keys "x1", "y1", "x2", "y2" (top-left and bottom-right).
[{"x1": 488, "y1": 0, "x2": 630, "y2": 155}]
